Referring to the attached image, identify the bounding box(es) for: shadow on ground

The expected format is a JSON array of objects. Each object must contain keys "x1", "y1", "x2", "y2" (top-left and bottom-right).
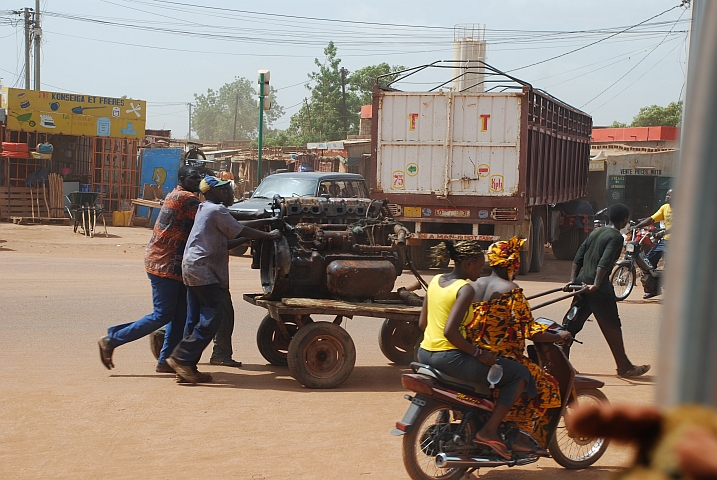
[{"x1": 113, "y1": 363, "x2": 411, "y2": 393}]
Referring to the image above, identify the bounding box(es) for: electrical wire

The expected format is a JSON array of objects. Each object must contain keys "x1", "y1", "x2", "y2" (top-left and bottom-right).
[
  {"x1": 581, "y1": 7, "x2": 686, "y2": 108},
  {"x1": 506, "y1": 4, "x2": 683, "y2": 73},
  {"x1": 590, "y1": 38, "x2": 685, "y2": 114}
]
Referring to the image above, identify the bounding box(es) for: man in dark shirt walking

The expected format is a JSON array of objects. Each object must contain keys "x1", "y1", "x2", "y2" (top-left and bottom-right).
[{"x1": 562, "y1": 203, "x2": 650, "y2": 378}]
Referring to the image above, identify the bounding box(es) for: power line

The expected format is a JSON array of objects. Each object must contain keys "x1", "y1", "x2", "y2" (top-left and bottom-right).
[
  {"x1": 507, "y1": 4, "x2": 683, "y2": 73},
  {"x1": 581, "y1": 7, "x2": 686, "y2": 108},
  {"x1": 590, "y1": 39, "x2": 685, "y2": 114}
]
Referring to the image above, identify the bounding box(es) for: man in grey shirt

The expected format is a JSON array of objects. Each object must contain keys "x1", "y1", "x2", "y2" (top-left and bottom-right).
[{"x1": 167, "y1": 176, "x2": 281, "y2": 383}]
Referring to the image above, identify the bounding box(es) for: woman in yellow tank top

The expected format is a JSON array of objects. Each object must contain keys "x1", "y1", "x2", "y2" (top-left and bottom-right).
[{"x1": 417, "y1": 240, "x2": 534, "y2": 460}]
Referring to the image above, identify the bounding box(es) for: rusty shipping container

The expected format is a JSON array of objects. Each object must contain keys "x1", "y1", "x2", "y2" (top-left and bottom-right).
[{"x1": 370, "y1": 62, "x2": 593, "y2": 273}]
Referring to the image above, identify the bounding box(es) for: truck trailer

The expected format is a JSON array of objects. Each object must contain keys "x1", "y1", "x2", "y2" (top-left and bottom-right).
[{"x1": 370, "y1": 62, "x2": 593, "y2": 273}]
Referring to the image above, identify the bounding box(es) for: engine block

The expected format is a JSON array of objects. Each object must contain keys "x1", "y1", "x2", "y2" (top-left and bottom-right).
[{"x1": 256, "y1": 197, "x2": 408, "y2": 301}]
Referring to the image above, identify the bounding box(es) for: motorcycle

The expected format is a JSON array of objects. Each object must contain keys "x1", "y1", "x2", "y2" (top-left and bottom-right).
[
  {"x1": 610, "y1": 226, "x2": 664, "y2": 301},
  {"x1": 392, "y1": 287, "x2": 609, "y2": 480}
]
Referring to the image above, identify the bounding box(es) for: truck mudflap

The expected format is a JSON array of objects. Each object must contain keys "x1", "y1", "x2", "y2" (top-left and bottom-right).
[{"x1": 391, "y1": 394, "x2": 441, "y2": 436}]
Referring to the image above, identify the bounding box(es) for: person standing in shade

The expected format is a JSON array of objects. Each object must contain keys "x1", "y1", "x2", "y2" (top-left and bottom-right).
[
  {"x1": 633, "y1": 189, "x2": 672, "y2": 299},
  {"x1": 562, "y1": 203, "x2": 651, "y2": 378},
  {"x1": 167, "y1": 176, "x2": 281, "y2": 383},
  {"x1": 98, "y1": 166, "x2": 202, "y2": 373}
]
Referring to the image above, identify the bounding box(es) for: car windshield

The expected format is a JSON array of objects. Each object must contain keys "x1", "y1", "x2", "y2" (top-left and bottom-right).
[{"x1": 251, "y1": 176, "x2": 317, "y2": 199}]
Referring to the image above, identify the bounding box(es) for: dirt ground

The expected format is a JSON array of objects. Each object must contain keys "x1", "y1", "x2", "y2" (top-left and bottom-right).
[{"x1": 0, "y1": 223, "x2": 660, "y2": 479}]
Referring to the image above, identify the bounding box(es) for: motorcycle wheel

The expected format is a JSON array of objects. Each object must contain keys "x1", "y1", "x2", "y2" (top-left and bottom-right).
[
  {"x1": 549, "y1": 388, "x2": 610, "y2": 469},
  {"x1": 610, "y1": 265, "x2": 635, "y2": 301},
  {"x1": 403, "y1": 405, "x2": 468, "y2": 480}
]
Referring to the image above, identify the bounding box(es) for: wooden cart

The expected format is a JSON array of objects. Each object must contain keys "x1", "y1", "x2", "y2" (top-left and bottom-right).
[{"x1": 244, "y1": 293, "x2": 422, "y2": 389}]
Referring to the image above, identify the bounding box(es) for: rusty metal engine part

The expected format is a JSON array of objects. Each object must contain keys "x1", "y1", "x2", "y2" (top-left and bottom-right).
[{"x1": 257, "y1": 197, "x2": 409, "y2": 301}]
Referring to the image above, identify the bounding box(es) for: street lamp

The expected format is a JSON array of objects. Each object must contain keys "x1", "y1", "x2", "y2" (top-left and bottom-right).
[{"x1": 257, "y1": 69, "x2": 271, "y2": 181}]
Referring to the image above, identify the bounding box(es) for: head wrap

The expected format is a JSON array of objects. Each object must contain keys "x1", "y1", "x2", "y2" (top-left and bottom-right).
[
  {"x1": 431, "y1": 240, "x2": 484, "y2": 265},
  {"x1": 199, "y1": 176, "x2": 230, "y2": 194},
  {"x1": 488, "y1": 236, "x2": 526, "y2": 278}
]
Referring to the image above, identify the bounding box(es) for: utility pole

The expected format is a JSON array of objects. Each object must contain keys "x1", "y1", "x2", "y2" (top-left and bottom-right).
[
  {"x1": 232, "y1": 94, "x2": 239, "y2": 141},
  {"x1": 257, "y1": 70, "x2": 270, "y2": 181},
  {"x1": 340, "y1": 67, "x2": 348, "y2": 139},
  {"x1": 304, "y1": 98, "x2": 313, "y2": 135},
  {"x1": 33, "y1": 0, "x2": 40, "y2": 90},
  {"x1": 23, "y1": 8, "x2": 31, "y2": 90},
  {"x1": 187, "y1": 103, "x2": 192, "y2": 141}
]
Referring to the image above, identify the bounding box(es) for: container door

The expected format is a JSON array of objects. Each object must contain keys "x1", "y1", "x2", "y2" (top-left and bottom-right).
[
  {"x1": 450, "y1": 94, "x2": 521, "y2": 196},
  {"x1": 377, "y1": 93, "x2": 448, "y2": 194}
]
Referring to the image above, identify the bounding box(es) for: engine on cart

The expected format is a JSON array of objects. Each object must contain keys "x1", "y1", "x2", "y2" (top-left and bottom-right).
[{"x1": 253, "y1": 197, "x2": 408, "y2": 301}]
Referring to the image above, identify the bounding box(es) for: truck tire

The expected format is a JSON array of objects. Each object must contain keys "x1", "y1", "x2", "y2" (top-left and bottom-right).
[
  {"x1": 552, "y1": 229, "x2": 583, "y2": 261},
  {"x1": 408, "y1": 245, "x2": 430, "y2": 270},
  {"x1": 529, "y1": 215, "x2": 545, "y2": 273},
  {"x1": 518, "y1": 234, "x2": 533, "y2": 276}
]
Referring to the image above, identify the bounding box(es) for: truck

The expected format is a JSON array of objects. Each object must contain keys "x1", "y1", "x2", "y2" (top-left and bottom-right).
[{"x1": 369, "y1": 62, "x2": 594, "y2": 273}]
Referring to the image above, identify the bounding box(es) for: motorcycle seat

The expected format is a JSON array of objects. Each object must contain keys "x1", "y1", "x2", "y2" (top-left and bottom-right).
[{"x1": 410, "y1": 362, "x2": 492, "y2": 397}]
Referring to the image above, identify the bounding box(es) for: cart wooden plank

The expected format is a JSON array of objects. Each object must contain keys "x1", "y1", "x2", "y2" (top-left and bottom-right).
[{"x1": 243, "y1": 293, "x2": 421, "y2": 321}]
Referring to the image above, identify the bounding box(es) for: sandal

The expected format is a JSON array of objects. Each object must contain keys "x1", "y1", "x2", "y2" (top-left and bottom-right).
[{"x1": 473, "y1": 435, "x2": 512, "y2": 460}]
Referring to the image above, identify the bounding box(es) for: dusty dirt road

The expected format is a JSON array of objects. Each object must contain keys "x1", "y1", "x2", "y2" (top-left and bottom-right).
[{"x1": 0, "y1": 224, "x2": 660, "y2": 479}]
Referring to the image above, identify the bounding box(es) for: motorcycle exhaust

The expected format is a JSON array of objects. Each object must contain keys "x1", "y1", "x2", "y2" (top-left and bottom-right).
[{"x1": 435, "y1": 453, "x2": 539, "y2": 469}]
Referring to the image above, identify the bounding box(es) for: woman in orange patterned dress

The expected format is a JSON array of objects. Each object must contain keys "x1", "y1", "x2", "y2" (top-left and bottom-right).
[{"x1": 465, "y1": 237, "x2": 573, "y2": 454}]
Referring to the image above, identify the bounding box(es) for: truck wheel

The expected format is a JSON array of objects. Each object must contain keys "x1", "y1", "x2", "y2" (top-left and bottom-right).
[
  {"x1": 378, "y1": 319, "x2": 422, "y2": 365},
  {"x1": 256, "y1": 314, "x2": 299, "y2": 366},
  {"x1": 229, "y1": 245, "x2": 249, "y2": 257},
  {"x1": 287, "y1": 321, "x2": 356, "y2": 389},
  {"x1": 518, "y1": 236, "x2": 533, "y2": 276},
  {"x1": 408, "y1": 245, "x2": 430, "y2": 270},
  {"x1": 529, "y1": 215, "x2": 545, "y2": 272},
  {"x1": 552, "y1": 229, "x2": 582, "y2": 261}
]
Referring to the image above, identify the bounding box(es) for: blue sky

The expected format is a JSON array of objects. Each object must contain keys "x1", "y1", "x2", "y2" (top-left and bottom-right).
[{"x1": 0, "y1": 0, "x2": 689, "y2": 138}]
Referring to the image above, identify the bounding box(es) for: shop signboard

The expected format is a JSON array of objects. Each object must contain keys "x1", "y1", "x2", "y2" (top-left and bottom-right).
[
  {"x1": 137, "y1": 148, "x2": 183, "y2": 225},
  {"x1": 1, "y1": 87, "x2": 146, "y2": 139}
]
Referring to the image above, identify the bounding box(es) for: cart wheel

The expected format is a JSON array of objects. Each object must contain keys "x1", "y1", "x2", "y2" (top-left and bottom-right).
[
  {"x1": 287, "y1": 321, "x2": 356, "y2": 389},
  {"x1": 149, "y1": 326, "x2": 167, "y2": 360},
  {"x1": 29, "y1": 120, "x2": 36, "y2": 127},
  {"x1": 256, "y1": 314, "x2": 299, "y2": 366},
  {"x1": 378, "y1": 319, "x2": 422, "y2": 365}
]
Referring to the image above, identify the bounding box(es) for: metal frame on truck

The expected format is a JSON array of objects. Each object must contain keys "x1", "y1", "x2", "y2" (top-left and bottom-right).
[{"x1": 370, "y1": 61, "x2": 593, "y2": 273}]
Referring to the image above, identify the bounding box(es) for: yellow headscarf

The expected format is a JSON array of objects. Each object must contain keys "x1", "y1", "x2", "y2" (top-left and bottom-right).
[{"x1": 488, "y1": 236, "x2": 526, "y2": 278}]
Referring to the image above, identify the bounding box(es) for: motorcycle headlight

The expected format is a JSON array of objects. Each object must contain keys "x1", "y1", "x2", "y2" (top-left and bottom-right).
[{"x1": 626, "y1": 244, "x2": 635, "y2": 253}]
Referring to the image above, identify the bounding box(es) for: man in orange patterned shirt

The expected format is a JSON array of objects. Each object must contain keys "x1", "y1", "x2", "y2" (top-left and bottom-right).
[{"x1": 98, "y1": 166, "x2": 202, "y2": 373}]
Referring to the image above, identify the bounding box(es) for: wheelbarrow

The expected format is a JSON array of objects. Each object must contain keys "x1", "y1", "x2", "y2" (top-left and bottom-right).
[{"x1": 10, "y1": 111, "x2": 36, "y2": 127}]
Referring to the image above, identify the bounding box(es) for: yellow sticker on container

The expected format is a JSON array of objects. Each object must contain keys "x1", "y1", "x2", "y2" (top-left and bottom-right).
[
  {"x1": 404, "y1": 206, "x2": 422, "y2": 218},
  {"x1": 406, "y1": 162, "x2": 419, "y2": 176}
]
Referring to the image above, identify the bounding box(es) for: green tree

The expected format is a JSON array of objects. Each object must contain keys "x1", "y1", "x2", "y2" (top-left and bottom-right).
[
  {"x1": 192, "y1": 77, "x2": 284, "y2": 141},
  {"x1": 609, "y1": 120, "x2": 628, "y2": 128},
  {"x1": 630, "y1": 100, "x2": 683, "y2": 127},
  {"x1": 348, "y1": 62, "x2": 405, "y2": 106},
  {"x1": 284, "y1": 43, "x2": 404, "y2": 145}
]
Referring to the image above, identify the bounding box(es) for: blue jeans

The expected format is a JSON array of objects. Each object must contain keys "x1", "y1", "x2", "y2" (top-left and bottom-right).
[
  {"x1": 106, "y1": 273, "x2": 187, "y2": 365},
  {"x1": 184, "y1": 288, "x2": 234, "y2": 362},
  {"x1": 646, "y1": 239, "x2": 666, "y2": 269},
  {"x1": 171, "y1": 284, "x2": 233, "y2": 366}
]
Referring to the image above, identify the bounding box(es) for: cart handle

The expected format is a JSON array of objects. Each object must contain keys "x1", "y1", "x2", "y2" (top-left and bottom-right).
[
  {"x1": 525, "y1": 284, "x2": 583, "y2": 301},
  {"x1": 530, "y1": 286, "x2": 589, "y2": 311}
]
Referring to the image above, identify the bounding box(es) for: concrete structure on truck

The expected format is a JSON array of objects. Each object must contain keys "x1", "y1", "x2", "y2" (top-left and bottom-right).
[{"x1": 370, "y1": 61, "x2": 593, "y2": 273}]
